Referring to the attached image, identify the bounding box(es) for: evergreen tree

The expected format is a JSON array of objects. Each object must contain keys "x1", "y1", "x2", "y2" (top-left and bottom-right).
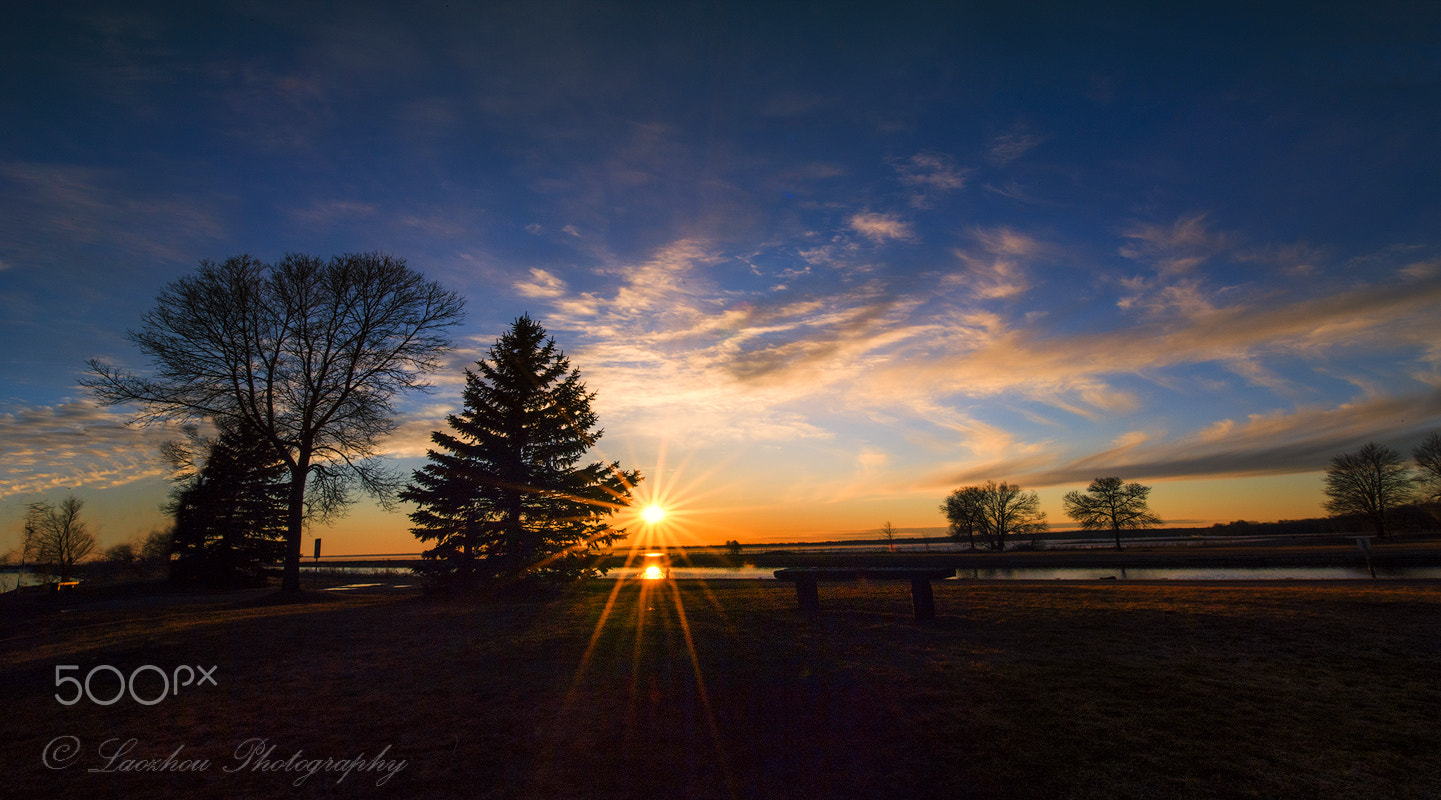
[
  {"x1": 401, "y1": 315, "x2": 640, "y2": 591},
  {"x1": 166, "y1": 422, "x2": 289, "y2": 585}
]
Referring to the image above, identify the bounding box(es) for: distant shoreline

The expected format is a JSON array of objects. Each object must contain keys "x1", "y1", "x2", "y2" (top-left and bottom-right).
[{"x1": 285, "y1": 534, "x2": 1441, "y2": 571}]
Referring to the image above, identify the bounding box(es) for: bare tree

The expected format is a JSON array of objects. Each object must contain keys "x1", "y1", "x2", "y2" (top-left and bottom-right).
[
  {"x1": 941, "y1": 486, "x2": 988, "y2": 550},
  {"x1": 880, "y1": 521, "x2": 898, "y2": 551},
  {"x1": 84, "y1": 252, "x2": 465, "y2": 592},
  {"x1": 943, "y1": 481, "x2": 1046, "y2": 551},
  {"x1": 1323, "y1": 442, "x2": 1416, "y2": 540},
  {"x1": 1062, "y1": 477, "x2": 1163, "y2": 551},
  {"x1": 24, "y1": 496, "x2": 96, "y2": 582},
  {"x1": 1415, "y1": 432, "x2": 1441, "y2": 505}
]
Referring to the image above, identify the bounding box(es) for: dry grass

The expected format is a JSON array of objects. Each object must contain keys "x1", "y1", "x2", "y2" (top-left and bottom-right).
[{"x1": 3, "y1": 578, "x2": 1440, "y2": 799}]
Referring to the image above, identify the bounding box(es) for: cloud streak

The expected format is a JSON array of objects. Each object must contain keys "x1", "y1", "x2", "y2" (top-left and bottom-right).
[
  {"x1": 0, "y1": 400, "x2": 178, "y2": 499},
  {"x1": 987, "y1": 389, "x2": 1441, "y2": 488}
]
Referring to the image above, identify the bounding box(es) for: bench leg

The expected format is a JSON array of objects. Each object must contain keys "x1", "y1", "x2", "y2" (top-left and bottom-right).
[
  {"x1": 910, "y1": 578, "x2": 936, "y2": 621},
  {"x1": 794, "y1": 575, "x2": 820, "y2": 616}
]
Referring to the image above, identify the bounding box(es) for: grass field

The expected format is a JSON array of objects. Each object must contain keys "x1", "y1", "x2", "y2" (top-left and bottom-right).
[{"x1": 4, "y1": 576, "x2": 1440, "y2": 799}]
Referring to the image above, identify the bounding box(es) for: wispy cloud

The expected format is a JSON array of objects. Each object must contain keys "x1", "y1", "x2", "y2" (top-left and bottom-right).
[
  {"x1": 849, "y1": 212, "x2": 915, "y2": 243},
  {"x1": 880, "y1": 269, "x2": 1441, "y2": 404},
  {"x1": 290, "y1": 199, "x2": 380, "y2": 226},
  {"x1": 0, "y1": 400, "x2": 178, "y2": 499},
  {"x1": 514, "y1": 268, "x2": 569, "y2": 299},
  {"x1": 986, "y1": 129, "x2": 1046, "y2": 166},
  {"x1": 1120, "y1": 212, "x2": 1236, "y2": 275},
  {"x1": 948, "y1": 227, "x2": 1050, "y2": 299},
  {"x1": 893, "y1": 152, "x2": 969, "y2": 206}
]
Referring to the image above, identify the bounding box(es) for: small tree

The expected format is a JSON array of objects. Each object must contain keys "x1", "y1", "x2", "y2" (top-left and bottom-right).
[
  {"x1": 23, "y1": 496, "x2": 96, "y2": 582},
  {"x1": 943, "y1": 481, "x2": 1047, "y2": 551},
  {"x1": 1062, "y1": 477, "x2": 1163, "y2": 551},
  {"x1": 401, "y1": 315, "x2": 640, "y2": 592},
  {"x1": 1323, "y1": 442, "x2": 1416, "y2": 540},
  {"x1": 84, "y1": 252, "x2": 465, "y2": 592},
  {"x1": 880, "y1": 521, "x2": 898, "y2": 551}
]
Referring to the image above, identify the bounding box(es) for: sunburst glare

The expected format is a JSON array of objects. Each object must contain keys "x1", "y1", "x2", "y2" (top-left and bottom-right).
[{"x1": 543, "y1": 441, "x2": 752, "y2": 796}]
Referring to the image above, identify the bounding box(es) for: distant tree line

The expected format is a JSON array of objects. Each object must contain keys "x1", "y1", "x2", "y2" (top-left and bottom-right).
[{"x1": 935, "y1": 432, "x2": 1441, "y2": 553}]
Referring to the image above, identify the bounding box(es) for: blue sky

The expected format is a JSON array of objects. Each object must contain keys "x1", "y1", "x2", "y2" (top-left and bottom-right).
[{"x1": 3, "y1": 1, "x2": 1440, "y2": 552}]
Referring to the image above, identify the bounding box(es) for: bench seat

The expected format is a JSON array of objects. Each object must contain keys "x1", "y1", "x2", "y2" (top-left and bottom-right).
[{"x1": 773, "y1": 567, "x2": 955, "y2": 620}]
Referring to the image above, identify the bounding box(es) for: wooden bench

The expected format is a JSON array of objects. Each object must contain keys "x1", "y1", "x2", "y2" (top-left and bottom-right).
[
  {"x1": 773, "y1": 567, "x2": 955, "y2": 620},
  {"x1": 51, "y1": 581, "x2": 80, "y2": 592}
]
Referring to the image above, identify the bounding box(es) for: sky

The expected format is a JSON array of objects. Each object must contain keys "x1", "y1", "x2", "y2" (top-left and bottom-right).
[{"x1": 3, "y1": 1, "x2": 1441, "y2": 555}]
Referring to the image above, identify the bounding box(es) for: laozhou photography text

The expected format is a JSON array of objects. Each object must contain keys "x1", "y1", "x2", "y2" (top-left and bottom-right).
[{"x1": 43, "y1": 736, "x2": 408, "y2": 786}]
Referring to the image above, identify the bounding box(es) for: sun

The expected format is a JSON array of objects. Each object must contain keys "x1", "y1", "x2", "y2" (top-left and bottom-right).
[{"x1": 641, "y1": 504, "x2": 666, "y2": 524}]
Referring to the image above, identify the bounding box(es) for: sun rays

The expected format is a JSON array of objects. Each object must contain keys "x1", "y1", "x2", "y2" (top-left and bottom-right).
[{"x1": 533, "y1": 441, "x2": 751, "y2": 796}]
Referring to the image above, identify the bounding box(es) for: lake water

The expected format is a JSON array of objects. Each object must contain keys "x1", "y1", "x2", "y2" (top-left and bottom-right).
[
  {"x1": 8, "y1": 564, "x2": 1439, "y2": 592},
  {"x1": 0, "y1": 570, "x2": 45, "y2": 592},
  {"x1": 296, "y1": 564, "x2": 1441, "y2": 581},
  {"x1": 613, "y1": 565, "x2": 1441, "y2": 581}
]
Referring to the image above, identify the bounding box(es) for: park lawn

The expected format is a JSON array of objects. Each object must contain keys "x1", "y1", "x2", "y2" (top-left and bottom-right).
[{"x1": 3, "y1": 578, "x2": 1439, "y2": 799}]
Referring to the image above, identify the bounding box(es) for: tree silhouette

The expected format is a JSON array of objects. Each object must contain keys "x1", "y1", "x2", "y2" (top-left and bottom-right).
[
  {"x1": 943, "y1": 481, "x2": 1046, "y2": 551},
  {"x1": 23, "y1": 496, "x2": 95, "y2": 582},
  {"x1": 1062, "y1": 477, "x2": 1162, "y2": 550},
  {"x1": 1415, "y1": 432, "x2": 1441, "y2": 505},
  {"x1": 165, "y1": 422, "x2": 289, "y2": 585},
  {"x1": 880, "y1": 521, "x2": 898, "y2": 551},
  {"x1": 1323, "y1": 442, "x2": 1416, "y2": 540},
  {"x1": 941, "y1": 486, "x2": 988, "y2": 550},
  {"x1": 401, "y1": 315, "x2": 640, "y2": 592},
  {"x1": 84, "y1": 252, "x2": 464, "y2": 592}
]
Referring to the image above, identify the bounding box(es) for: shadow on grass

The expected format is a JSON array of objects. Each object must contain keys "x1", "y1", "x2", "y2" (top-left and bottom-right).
[{"x1": 2, "y1": 579, "x2": 1439, "y2": 799}]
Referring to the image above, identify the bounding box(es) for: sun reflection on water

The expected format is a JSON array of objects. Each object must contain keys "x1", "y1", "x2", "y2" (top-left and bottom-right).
[{"x1": 640, "y1": 552, "x2": 669, "y2": 580}]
